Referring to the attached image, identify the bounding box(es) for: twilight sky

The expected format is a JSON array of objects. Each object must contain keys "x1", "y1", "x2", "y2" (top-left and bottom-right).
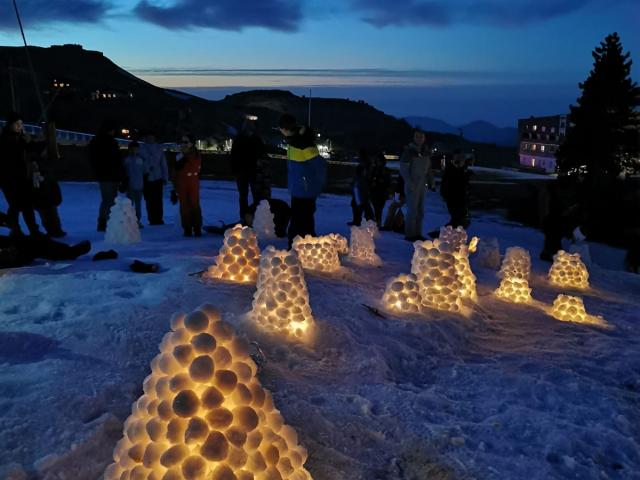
[{"x1": 0, "y1": 0, "x2": 638, "y2": 126}]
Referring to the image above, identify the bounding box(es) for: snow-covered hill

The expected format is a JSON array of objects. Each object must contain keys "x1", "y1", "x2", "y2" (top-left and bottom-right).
[{"x1": 1, "y1": 182, "x2": 638, "y2": 479}]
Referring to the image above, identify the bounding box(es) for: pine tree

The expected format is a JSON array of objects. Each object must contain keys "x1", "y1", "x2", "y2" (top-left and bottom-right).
[{"x1": 557, "y1": 33, "x2": 640, "y2": 177}]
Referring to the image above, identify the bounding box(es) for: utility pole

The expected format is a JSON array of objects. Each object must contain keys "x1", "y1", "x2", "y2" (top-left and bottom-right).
[
  {"x1": 8, "y1": 62, "x2": 16, "y2": 111},
  {"x1": 308, "y1": 88, "x2": 312, "y2": 127},
  {"x1": 12, "y1": 0, "x2": 47, "y2": 122}
]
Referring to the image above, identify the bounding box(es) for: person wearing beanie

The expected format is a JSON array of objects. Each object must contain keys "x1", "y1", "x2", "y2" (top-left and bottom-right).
[
  {"x1": 278, "y1": 113, "x2": 327, "y2": 247},
  {"x1": 0, "y1": 111, "x2": 43, "y2": 237}
]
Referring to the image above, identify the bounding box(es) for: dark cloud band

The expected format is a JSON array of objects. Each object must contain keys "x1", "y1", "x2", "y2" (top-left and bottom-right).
[
  {"x1": 0, "y1": 0, "x2": 111, "y2": 30},
  {"x1": 134, "y1": 0, "x2": 301, "y2": 32}
]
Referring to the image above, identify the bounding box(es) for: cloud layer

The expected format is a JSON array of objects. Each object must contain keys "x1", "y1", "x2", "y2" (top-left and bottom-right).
[
  {"x1": 0, "y1": 0, "x2": 111, "y2": 30},
  {"x1": 134, "y1": 0, "x2": 301, "y2": 32}
]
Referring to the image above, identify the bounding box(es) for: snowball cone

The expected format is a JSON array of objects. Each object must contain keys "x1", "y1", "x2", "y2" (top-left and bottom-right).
[
  {"x1": 324, "y1": 233, "x2": 348, "y2": 255},
  {"x1": 205, "y1": 225, "x2": 261, "y2": 284},
  {"x1": 347, "y1": 225, "x2": 381, "y2": 266},
  {"x1": 292, "y1": 235, "x2": 341, "y2": 273},
  {"x1": 250, "y1": 247, "x2": 316, "y2": 342},
  {"x1": 548, "y1": 250, "x2": 589, "y2": 289},
  {"x1": 105, "y1": 196, "x2": 141, "y2": 244},
  {"x1": 495, "y1": 277, "x2": 532, "y2": 304},
  {"x1": 104, "y1": 306, "x2": 313, "y2": 480},
  {"x1": 411, "y1": 239, "x2": 464, "y2": 312},
  {"x1": 550, "y1": 294, "x2": 599, "y2": 324},
  {"x1": 253, "y1": 200, "x2": 276, "y2": 242},
  {"x1": 382, "y1": 274, "x2": 421, "y2": 314},
  {"x1": 439, "y1": 226, "x2": 468, "y2": 251},
  {"x1": 499, "y1": 247, "x2": 531, "y2": 280}
]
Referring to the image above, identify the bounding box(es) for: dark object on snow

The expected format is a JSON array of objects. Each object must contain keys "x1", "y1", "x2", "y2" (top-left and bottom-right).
[
  {"x1": 92, "y1": 249, "x2": 118, "y2": 261},
  {"x1": 0, "y1": 211, "x2": 8, "y2": 227},
  {"x1": 361, "y1": 303, "x2": 387, "y2": 319},
  {"x1": 249, "y1": 341, "x2": 267, "y2": 373},
  {"x1": 203, "y1": 221, "x2": 235, "y2": 235},
  {"x1": 440, "y1": 152, "x2": 471, "y2": 229},
  {"x1": 130, "y1": 259, "x2": 159, "y2": 273},
  {"x1": 0, "y1": 235, "x2": 90, "y2": 269}
]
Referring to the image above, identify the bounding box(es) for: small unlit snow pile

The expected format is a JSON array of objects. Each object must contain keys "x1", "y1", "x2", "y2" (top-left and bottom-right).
[
  {"x1": 105, "y1": 196, "x2": 141, "y2": 244},
  {"x1": 253, "y1": 200, "x2": 276, "y2": 242}
]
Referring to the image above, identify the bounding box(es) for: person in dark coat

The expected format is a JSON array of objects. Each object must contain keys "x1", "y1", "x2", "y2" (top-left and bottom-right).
[
  {"x1": 231, "y1": 118, "x2": 268, "y2": 224},
  {"x1": 89, "y1": 120, "x2": 125, "y2": 231},
  {"x1": 31, "y1": 120, "x2": 65, "y2": 237},
  {"x1": 0, "y1": 112, "x2": 42, "y2": 237},
  {"x1": 440, "y1": 150, "x2": 471, "y2": 229},
  {"x1": 349, "y1": 149, "x2": 375, "y2": 226},
  {"x1": 381, "y1": 174, "x2": 406, "y2": 233},
  {"x1": 174, "y1": 134, "x2": 202, "y2": 237},
  {"x1": 370, "y1": 153, "x2": 392, "y2": 226},
  {"x1": 278, "y1": 114, "x2": 327, "y2": 247},
  {"x1": 140, "y1": 132, "x2": 168, "y2": 225}
]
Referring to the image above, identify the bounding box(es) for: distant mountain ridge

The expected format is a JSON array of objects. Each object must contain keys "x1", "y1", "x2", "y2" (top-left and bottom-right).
[{"x1": 405, "y1": 116, "x2": 518, "y2": 146}]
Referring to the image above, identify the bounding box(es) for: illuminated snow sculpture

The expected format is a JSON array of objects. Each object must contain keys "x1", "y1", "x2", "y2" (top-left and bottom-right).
[
  {"x1": 454, "y1": 244, "x2": 477, "y2": 300},
  {"x1": 205, "y1": 225, "x2": 261, "y2": 284},
  {"x1": 253, "y1": 200, "x2": 276, "y2": 242},
  {"x1": 495, "y1": 276, "x2": 532, "y2": 304},
  {"x1": 382, "y1": 274, "x2": 421, "y2": 314},
  {"x1": 105, "y1": 196, "x2": 141, "y2": 244},
  {"x1": 348, "y1": 225, "x2": 381, "y2": 266},
  {"x1": 250, "y1": 247, "x2": 315, "y2": 342},
  {"x1": 325, "y1": 233, "x2": 349, "y2": 256},
  {"x1": 548, "y1": 250, "x2": 589, "y2": 289},
  {"x1": 292, "y1": 235, "x2": 341, "y2": 273},
  {"x1": 439, "y1": 226, "x2": 468, "y2": 251},
  {"x1": 363, "y1": 220, "x2": 380, "y2": 239},
  {"x1": 550, "y1": 294, "x2": 600, "y2": 324},
  {"x1": 476, "y1": 237, "x2": 501, "y2": 270},
  {"x1": 499, "y1": 247, "x2": 531, "y2": 280},
  {"x1": 104, "y1": 306, "x2": 313, "y2": 480},
  {"x1": 411, "y1": 239, "x2": 463, "y2": 312}
]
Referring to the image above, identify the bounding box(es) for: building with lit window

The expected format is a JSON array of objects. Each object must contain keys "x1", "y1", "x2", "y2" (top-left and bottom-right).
[{"x1": 518, "y1": 114, "x2": 568, "y2": 173}]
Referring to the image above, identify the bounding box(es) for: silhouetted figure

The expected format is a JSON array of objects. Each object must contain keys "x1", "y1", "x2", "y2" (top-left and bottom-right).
[
  {"x1": 140, "y1": 132, "x2": 168, "y2": 225},
  {"x1": 440, "y1": 150, "x2": 471, "y2": 228},
  {"x1": 349, "y1": 149, "x2": 374, "y2": 226},
  {"x1": 174, "y1": 134, "x2": 202, "y2": 237}
]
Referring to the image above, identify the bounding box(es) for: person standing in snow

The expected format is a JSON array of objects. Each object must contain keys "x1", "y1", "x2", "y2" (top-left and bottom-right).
[
  {"x1": 440, "y1": 150, "x2": 471, "y2": 229},
  {"x1": 399, "y1": 128, "x2": 435, "y2": 241},
  {"x1": 349, "y1": 148, "x2": 375, "y2": 226},
  {"x1": 370, "y1": 152, "x2": 392, "y2": 227},
  {"x1": 89, "y1": 120, "x2": 125, "y2": 232},
  {"x1": 173, "y1": 134, "x2": 202, "y2": 237},
  {"x1": 0, "y1": 111, "x2": 43, "y2": 237},
  {"x1": 31, "y1": 120, "x2": 66, "y2": 237},
  {"x1": 123, "y1": 141, "x2": 145, "y2": 227},
  {"x1": 231, "y1": 117, "x2": 268, "y2": 224},
  {"x1": 278, "y1": 114, "x2": 327, "y2": 247},
  {"x1": 140, "y1": 132, "x2": 168, "y2": 225},
  {"x1": 381, "y1": 174, "x2": 406, "y2": 233}
]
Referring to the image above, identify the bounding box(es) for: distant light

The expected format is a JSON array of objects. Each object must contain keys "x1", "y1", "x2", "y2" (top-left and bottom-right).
[
  {"x1": 246, "y1": 115, "x2": 258, "y2": 121},
  {"x1": 317, "y1": 133, "x2": 321, "y2": 137}
]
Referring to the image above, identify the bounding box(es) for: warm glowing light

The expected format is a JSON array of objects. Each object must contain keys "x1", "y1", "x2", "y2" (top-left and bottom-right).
[
  {"x1": 454, "y1": 245, "x2": 477, "y2": 300},
  {"x1": 105, "y1": 196, "x2": 141, "y2": 244},
  {"x1": 292, "y1": 235, "x2": 341, "y2": 273},
  {"x1": 382, "y1": 274, "x2": 421, "y2": 313},
  {"x1": 205, "y1": 225, "x2": 260, "y2": 284},
  {"x1": 550, "y1": 294, "x2": 602, "y2": 325},
  {"x1": 348, "y1": 225, "x2": 381, "y2": 266},
  {"x1": 324, "y1": 233, "x2": 349, "y2": 255},
  {"x1": 252, "y1": 200, "x2": 276, "y2": 242},
  {"x1": 499, "y1": 247, "x2": 531, "y2": 280},
  {"x1": 250, "y1": 247, "x2": 316, "y2": 342},
  {"x1": 411, "y1": 239, "x2": 464, "y2": 312},
  {"x1": 548, "y1": 250, "x2": 589, "y2": 289},
  {"x1": 495, "y1": 277, "x2": 532, "y2": 303},
  {"x1": 104, "y1": 306, "x2": 313, "y2": 480},
  {"x1": 438, "y1": 226, "x2": 468, "y2": 251}
]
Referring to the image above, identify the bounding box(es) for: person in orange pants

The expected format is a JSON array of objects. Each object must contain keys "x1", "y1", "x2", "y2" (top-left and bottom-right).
[{"x1": 174, "y1": 134, "x2": 202, "y2": 237}]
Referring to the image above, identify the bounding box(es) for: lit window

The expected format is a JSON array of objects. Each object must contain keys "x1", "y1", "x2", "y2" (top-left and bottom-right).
[
  {"x1": 541, "y1": 145, "x2": 545, "y2": 152},
  {"x1": 533, "y1": 125, "x2": 538, "y2": 131},
  {"x1": 541, "y1": 126, "x2": 546, "y2": 132},
  {"x1": 532, "y1": 144, "x2": 537, "y2": 151},
  {"x1": 532, "y1": 158, "x2": 536, "y2": 167},
  {"x1": 551, "y1": 127, "x2": 556, "y2": 133}
]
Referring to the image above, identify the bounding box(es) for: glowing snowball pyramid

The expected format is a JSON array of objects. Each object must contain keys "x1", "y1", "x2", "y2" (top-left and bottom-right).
[
  {"x1": 499, "y1": 247, "x2": 531, "y2": 280},
  {"x1": 104, "y1": 306, "x2": 313, "y2": 480},
  {"x1": 548, "y1": 250, "x2": 590, "y2": 289},
  {"x1": 382, "y1": 273, "x2": 421, "y2": 314},
  {"x1": 205, "y1": 225, "x2": 261, "y2": 284},
  {"x1": 250, "y1": 247, "x2": 316, "y2": 342},
  {"x1": 292, "y1": 235, "x2": 341, "y2": 273},
  {"x1": 550, "y1": 294, "x2": 604, "y2": 325},
  {"x1": 105, "y1": 196, "x2": 141, "y2": 244}
]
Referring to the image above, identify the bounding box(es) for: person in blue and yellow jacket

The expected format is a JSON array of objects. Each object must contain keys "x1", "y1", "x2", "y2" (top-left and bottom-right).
[{"x1": 278, "y1": 114, "x2": 327, "y2": 247}]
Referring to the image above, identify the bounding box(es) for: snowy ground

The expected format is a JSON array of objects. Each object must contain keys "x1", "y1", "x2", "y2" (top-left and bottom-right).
[{"x1": 1, "y1": 181, "x2": 639, "y2": 480}]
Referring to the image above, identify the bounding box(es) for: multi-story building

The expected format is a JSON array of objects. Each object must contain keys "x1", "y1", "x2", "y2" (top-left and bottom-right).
[{"x1": 518, "y1": 114, "x2": 568, "y2": 173}]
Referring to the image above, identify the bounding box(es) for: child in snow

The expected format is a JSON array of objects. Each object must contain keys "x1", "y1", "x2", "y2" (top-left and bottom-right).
[
  {"x1": 349, "y1": 148, "x2": 375, "y2": 226},
  {"x1": 123, "y1": 141, "x2": 145, "y2": 227},
  {"x1": 440, "y1": 150, "x2": 471, "y2": 229},
  {"x1": 370, "y1": 153, "x2": 392, "y2": 226},
  {"x1": 173, "y1": 134, "x2": 202, "y2": 237}
]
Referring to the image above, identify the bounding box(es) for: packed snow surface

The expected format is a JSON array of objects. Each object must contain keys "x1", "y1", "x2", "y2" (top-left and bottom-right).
[{"x1": 1, "y1": 181, "x2": 639, "y2": 480}]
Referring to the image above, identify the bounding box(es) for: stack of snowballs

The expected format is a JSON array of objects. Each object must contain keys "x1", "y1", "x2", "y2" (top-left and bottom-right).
[
  {"x1": 548, "y1": 250, "x2": 590, "y2": 289},
  {"x1": 292, "y1": 235, "x2": 341, "y2": 273},
  {"x1": 494, "y1": 247, "x2": 533, "y2": 303},
  {"x1": 105, "y1": 196, "x2": 141, "y2": 244},
  {"x1": 348, "y1": 224, "x2": 381, "y2": 266},
  {"x1": 104, "y1": 306, "x2": 313, "y2": 480},
  {"x1": 205, "y1": 225, "x2": 261, "y2": 284},
  {"x1": 381, "y1": 273, "x2": 421, "y2": 314}
]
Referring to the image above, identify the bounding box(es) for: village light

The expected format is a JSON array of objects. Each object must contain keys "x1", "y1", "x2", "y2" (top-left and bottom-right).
[
  {"x1": 205, "y1": 225, "x2": 261, "y2": 284},
  {"x1": 250, "y1": 247, "x2": 316, "y2": 342},
  {"x1": 548, "y1": 250, "x2": 590, "y2": 289},
  {"x1": 292, "y1": 235, "x2": 342, "y2": 273},
  {"x1": 104, "y1": 306, "x2": 313, "y2": 480}
]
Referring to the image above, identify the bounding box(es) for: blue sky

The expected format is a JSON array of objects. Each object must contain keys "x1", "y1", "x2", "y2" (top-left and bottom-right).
[{"x1": 1, "y1": 0, "x2": 638, "y2": 126}]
